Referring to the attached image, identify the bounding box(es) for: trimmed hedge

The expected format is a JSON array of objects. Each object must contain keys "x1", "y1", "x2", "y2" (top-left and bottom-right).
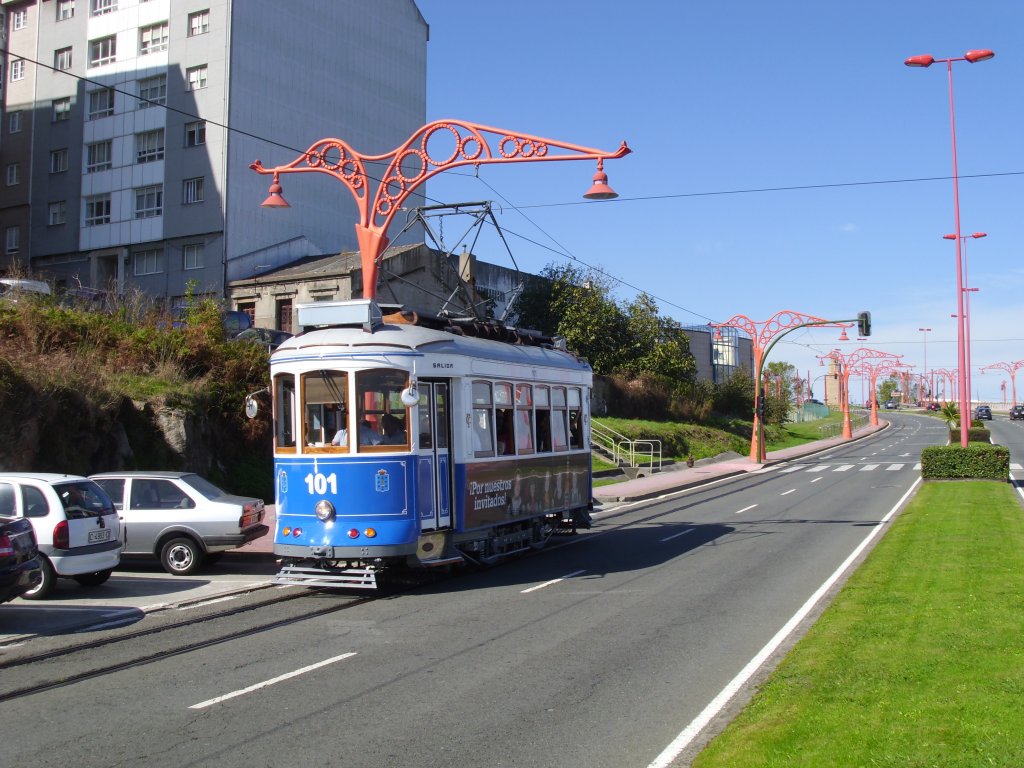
[
  {"x1": 948, "y1": 426, "x2": 991, "y2": 443},
  {"x1": 921, "y1": 443, "x2": 1010, "y2": 480}
]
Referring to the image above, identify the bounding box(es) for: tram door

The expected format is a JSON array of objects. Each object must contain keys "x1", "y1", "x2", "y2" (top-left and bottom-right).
[{"x1": 417, "y1": 380, "x2": 452, "y2": 531}]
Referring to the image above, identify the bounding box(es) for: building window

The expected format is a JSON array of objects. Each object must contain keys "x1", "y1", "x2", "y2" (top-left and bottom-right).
[
  {"x1": 5, "y1": 227, "x2": 20, "y2": 255},
  {"x1": 50, "y1": 149, "x2": 69, "y2": 174},
  {"x1": 134, "y1": 249, "x2": 162, "y2": 275},
  {"x1": 86, "y1": 140, "x2": 112, "y2": 173},
  {"x1": 89, "y1": 35, "x2": 116, "y2": 67},
  {"x1": 183, "y1": 177, "x2": 205, "y2": 204},
  {"x1": 6, "y1": 164, "x2": 20, "y2": 186},
  {"x1": 277, "y1": 299, "x2": 293, "y2": 334},
  {"x1": 85, "y1": 194, "x2": 111, "y2": 226},
  {"x1": 183, "y1": 244, "x2": 203, "y2": 270},
  {"x1": 188, "y1": 10, "x2": 210, "y2": 36},
  {"x1": 10, "y1": 60, "x2": 26, "y2": 82},
  {"x1": 139, "y1": 22, "x2": 169, "y2": 54},
  {"x1": 88, "y1": 88, "x2": 114, "y2": 119},
  {"x1": 8, "y1": 112, "x2": 22, "y2": 134},
  {"x1": 91, "y1": 0, "x2": 115, "y2": 15},
  {"x1": 13, "y1": 9, "x2": 29, "y2": 30},
  {"x1": 135, "y1": 129, "x2": 165, "y2": 163},
  {"x1": 184, "y1": 120, "x2": 206, "y2": 147},
  {"x1": 53, "y1": 97, "x2": 72, "y2": 122},
  {"x1": 48, "y1": 201, "x2": 68, "y2": 226},
  {"x1": 57, "y1": 1, "x2": 75, "y2": 21},
  {"x1": 138, "y1": 74, "x2": 166, "y2": 108},
  {"x1": 134, "y1": 185, "x2": 163, "y2": 218},
  {"x1": 54, "y1": 47, "x2": 73, "y2": 71},
  {"x1": 186, "y1": 65, "x2": 208, "y2": 91}
]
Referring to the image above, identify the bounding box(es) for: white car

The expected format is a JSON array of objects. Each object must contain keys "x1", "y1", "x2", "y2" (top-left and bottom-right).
[
  {"x1": 89, "y1": 471, "x2": 267, "y2": 575},
  {"x1": 0, "y1": 473, "x2": 122, "y2": 600}
]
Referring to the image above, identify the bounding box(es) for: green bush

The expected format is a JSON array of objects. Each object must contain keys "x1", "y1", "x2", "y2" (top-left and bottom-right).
[
  {"x1": 921, "y1": 443, "x2": 1009, "y2": 480},
  {"x1": 948, "y1": 426, "x2": 991, "y2": 443}
]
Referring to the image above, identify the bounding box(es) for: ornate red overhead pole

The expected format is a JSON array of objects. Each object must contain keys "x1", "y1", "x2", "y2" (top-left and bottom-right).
[
  {"x1": 819, "y1": 347, "x2": 903, "y2": 436},
  {"x1": 711, "y1": 310, "x2": 856, "y2": 462},
  {"x1": 981, "y1": 361, "x2": 1024, "y2": 407},
  {"x1": 849, "y1": 356, "x2": 908, "y2": 426},
  {"x1": 251, "y1": 120, "x2": 631, "y2": 300}
]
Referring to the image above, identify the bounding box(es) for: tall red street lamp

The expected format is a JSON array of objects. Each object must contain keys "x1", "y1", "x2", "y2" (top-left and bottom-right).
[
  {"x1": 251, "y1": 120, "x2": 631, "y2": 301},
  {"x1": 712, "y1": 311, "x2": 856, "y2": 462},
  {"x1": 851, "y1": 359, "x2": 909, "y2": 426},
  {"x1": 905, "y1": 48, "x2": 994, "y2": 446},
  {"x1": 918, "y1": 327, "x2": 932, "y2": 403},
  {"x1": 943, "y1": 231, "x2": 985, "y2": 406},
  {"x1": 981, "y1": 361, "x2": 1024, "y2": 407}
]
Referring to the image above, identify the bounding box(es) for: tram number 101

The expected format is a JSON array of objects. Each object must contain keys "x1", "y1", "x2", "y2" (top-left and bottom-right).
[{"x1": 305, "y1": 472, "x2": 338, "y2": 495}]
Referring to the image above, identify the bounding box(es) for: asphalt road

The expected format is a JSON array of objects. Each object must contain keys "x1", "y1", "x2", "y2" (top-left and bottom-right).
[{"x1": 1, "y1": 414, "x2": 951, "y2": 768}]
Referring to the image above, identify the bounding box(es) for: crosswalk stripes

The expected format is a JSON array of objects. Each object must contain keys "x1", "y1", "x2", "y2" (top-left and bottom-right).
[{"x1": 779, "y1": 460, "x2": 1022, "y2": 474}]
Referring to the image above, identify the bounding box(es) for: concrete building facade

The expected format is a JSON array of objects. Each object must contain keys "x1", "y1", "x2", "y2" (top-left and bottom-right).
[{"x1": 0, "y1": 0, "x2": 427, "y2": 304}]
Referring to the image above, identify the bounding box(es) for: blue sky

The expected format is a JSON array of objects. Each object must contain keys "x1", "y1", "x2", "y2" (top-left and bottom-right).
[{"x1": 412, "y1": 1, "x2": 1023, "y2": 404}]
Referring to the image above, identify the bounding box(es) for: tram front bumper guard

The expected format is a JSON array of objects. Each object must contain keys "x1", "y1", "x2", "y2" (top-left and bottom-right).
[{"x1": 273, "y1": 563, "x2": 377, "y2": 589}]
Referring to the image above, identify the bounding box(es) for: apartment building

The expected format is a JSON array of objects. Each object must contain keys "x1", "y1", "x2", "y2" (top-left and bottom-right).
[{"x1": 0, "y1": 0, "x2": 427, "y2": 303}]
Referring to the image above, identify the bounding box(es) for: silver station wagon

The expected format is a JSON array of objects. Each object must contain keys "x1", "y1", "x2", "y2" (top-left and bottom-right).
[{"x1": 89, "y1": 472, "x2": 268, "y2": 575}]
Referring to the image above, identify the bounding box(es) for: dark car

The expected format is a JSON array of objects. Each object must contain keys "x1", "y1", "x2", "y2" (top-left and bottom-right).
[
  {"x1": 231, "y1": 326, "x2": 293, "y2": 351},
  {"x1": 974, "y1": 405, "x2": 993, "y2": 420},
  {"x1": 926, "y1": 402, "x2": 941, "y2": 412},
  {"x1": 1010, "y1": 405, "x2": 1024, "y2": 420},
  {"x1": 0, "y1": 514, "x2": 42, "y2": 604}
]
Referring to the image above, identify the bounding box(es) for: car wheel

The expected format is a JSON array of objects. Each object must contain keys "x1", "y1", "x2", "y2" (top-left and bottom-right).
[
  {"x1": 73, "y1": 569, "x2": 113, "y2": 587},
  {"x1": 160, "y1": 537, "x2": 203, "y2": 575},
  {"x1": 21, "y1": 556, "x2": 56, "y2": 601}
]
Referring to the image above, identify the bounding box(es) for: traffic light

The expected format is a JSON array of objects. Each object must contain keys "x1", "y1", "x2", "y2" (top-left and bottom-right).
[{"x1": 858, "y1": 311, "x2": 871, "y2": 337}]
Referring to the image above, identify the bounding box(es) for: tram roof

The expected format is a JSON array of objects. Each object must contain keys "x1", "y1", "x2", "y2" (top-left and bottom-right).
[{"x1": 273, "y1": 306, "x2": 591, "y2": 372}]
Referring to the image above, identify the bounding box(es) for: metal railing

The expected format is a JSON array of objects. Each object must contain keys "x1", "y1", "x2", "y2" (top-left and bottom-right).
[{"x1": 591, "y1": 420, "x2": 662, "y2": 474}]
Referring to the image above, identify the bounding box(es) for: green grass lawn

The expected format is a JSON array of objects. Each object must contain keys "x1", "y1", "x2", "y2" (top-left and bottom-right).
[{"x1": 692, "y1": 481, "x2": 1024, "y2": 767}]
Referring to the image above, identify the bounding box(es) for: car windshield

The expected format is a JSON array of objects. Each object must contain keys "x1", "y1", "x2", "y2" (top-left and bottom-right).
[
  {"x1": 56, "y1": 481, "x2": 114, "y2": 518},
  {"x1": 178, "y1": 473, "x2": 229, "y2": 500}
]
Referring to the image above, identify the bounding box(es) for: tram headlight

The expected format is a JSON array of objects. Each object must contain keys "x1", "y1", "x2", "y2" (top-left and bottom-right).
[{"x1": 314, "y1": 499, "x2": 336, "y2": 522}]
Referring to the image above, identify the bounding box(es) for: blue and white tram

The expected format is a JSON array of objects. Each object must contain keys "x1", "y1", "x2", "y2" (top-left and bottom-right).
[{"x1": 258, "y1": 300, "x2": 594, "y2": 589}]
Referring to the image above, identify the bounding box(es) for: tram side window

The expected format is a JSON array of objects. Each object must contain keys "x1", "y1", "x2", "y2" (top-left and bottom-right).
[
  {"x1": 274, "y1": 375, "x2": 296, "y2": 449},
  {"x1": 472, "y1": 381, "x2": 494, "y2": 457},
  {"x1": 494, "y1": 382, "x2": 513, "y2": 455},
  {"x1": 515, "y1": 383, "x2": 534, "y2": 454},
  {"x1": 568, "y1": 387, "x2": 584, "y2": 449},
  {"x1": 535, "y1": 386, "x2": 551, "y2": 453},
  {"x1": 551, "y1": 387, "x2": 569, "y2": 451},
  {"x1": 356, "y1": 369, "x2": 409, "y2": 451},
  {"x1": 302, "y1": 371, "x2": 348, "y2": 448}
]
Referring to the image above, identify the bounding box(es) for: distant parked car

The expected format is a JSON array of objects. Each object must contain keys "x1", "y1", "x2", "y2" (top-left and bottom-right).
[
  {"x1": 884, "y1": 400, "x2": 898, "y2": 409},
  {"x1": 1010, "y1": 405, "x2": 1024, "y2": 420},
  {"x1": 926, "y1": 402, "x2": 941, "y2": 412},
  {"x1": 974, "y1": 405, "x2": 993, "y2": 420},
  {"x1": 0, "y1": 473, "x2": 122, "y2": 600},
  {"x1": 170, "y1": 308, "x2": 253, "y2": 339},
  {"x1": 231, "y1": 326, "x2": 293, "y2": 351},
  {"x1": 89, "y1": 471, "x2": 267, "y2": 575},
  {"x1": 0, "y1": 514, "x2": 41, "y2": 604},
  {"x1": 0, "y1": 278, "x2": 51, "y2": 304}
]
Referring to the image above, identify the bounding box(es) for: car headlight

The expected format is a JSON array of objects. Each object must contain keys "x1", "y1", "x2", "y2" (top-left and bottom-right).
[{"x1": 314, "y1": 499, "x2": 335, "y2": 522}]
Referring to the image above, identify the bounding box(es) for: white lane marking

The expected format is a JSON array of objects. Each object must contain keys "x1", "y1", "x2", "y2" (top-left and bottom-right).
[
  {"x1": 646, "y1": 477, "x2": 922, "y2": 768},
  {"x1": 860, "y1": 464, "x2": 879, "y2": 472},
  {"x1": 780, "y1": 489, "x2": 796, "y2": 496},
  {"x1": 780, "y1": 465, "x2": 806, "y2": 474},
  {"x1": 811, "y1": 477, "x2": 822, "y2": 483},
  {"x1": 834, "y1": 465, "x2": 854, "y2": 472},
  {"x1": 886, "y1": 464, "x2": 904, "y2": 471},
  {"x1": 1014, "y1": 475, "x2": 1024, "y2": 503},
  {"x1": 1012, "y1": 463, "x2": 1023, "y2": 470},
  {"x1": 806, "y1": 465, "x2": 829, "y2": 473},
  {"x1": 521, "y1": 569, "x2": 587, "y2": 593},
  {"x1": 190, "y1": 652, "x2": 358, "y2": 709},
  {"x1": 735, "y1": 504, "x2": 758, "y2": 515},
  {"x1": 914, "y1": 463, "x2": 922, "y2": 470},
  {"x1": 661, "y1": 528, "x2": 696, "y2": 542}
]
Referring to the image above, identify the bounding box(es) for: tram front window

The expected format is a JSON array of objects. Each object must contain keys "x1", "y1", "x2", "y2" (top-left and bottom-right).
[
  {"x1": 301, "y1": 370, "x2": 348, "y2": 448},
  {"x1": 355, "y1": 369, "x2": 410, "y2": 451}
]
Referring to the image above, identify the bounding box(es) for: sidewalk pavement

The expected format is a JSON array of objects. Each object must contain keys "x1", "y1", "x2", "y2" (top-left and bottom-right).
[
  {"x1": 592, "y1": 421, "x2": 888, "y2": 504},
  {"x1": 223, "y1": 421, "x2": 889, "y2": 559}
]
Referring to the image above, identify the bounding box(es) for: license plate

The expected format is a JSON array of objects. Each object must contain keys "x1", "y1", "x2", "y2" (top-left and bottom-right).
[{"x1": 88, "y1": 528, "x2": 112, "y2": 543}]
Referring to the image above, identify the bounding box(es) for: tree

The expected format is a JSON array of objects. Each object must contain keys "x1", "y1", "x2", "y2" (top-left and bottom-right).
[
  {"x1": 763, "y1": 361, "x2": 796, "y2": 424},
  {"x1": 877, "y1": 376, "x2": 899, "y2": 405}
]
